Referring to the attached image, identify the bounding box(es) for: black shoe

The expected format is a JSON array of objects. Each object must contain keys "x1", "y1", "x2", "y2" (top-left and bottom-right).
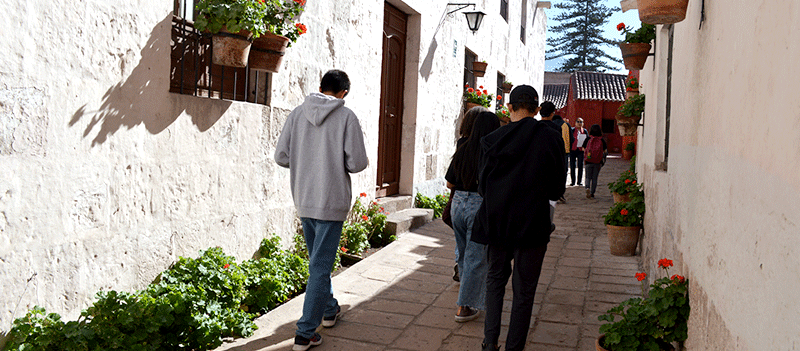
[
  {"x1": 293, "y1": 333, "x2": 322, "y2": 351},
  {"x1": 322, "y1": 305, "x2": 341, "y2": 328},
  {"x1": 455, "y1": 306, "x2": 480, "y2": 322},
  {"x1": 453, "y1": 264, "x2": 460, "y2": 282},
  {"x1": 550, "y1": 223, "x2": 556, "y2": 233},
  {"x1": 482, "y1": 343, "x2": 500, "y2": 351}
]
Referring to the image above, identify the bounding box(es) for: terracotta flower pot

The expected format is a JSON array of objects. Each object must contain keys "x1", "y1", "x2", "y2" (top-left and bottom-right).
[
  {"x1": 616, "y1": 115, "x2": 641, "y2": 136},
  {"x1": 638, "y1": 0, "x2": 690, "y2": 25},
  {"x1": 606, "y1": 225, "x2": 641, "y2": 256},
  {"x1": 619, "y1": 43, "x2": 651, "y2": 70},
  {"x1": 465, "y1": 102, "x2": 482, "y2": 111},
  {"x1": 622, "y1": 149, "x2": 634, "y2": 160},
  {"x1": 211, "y1": 27, "x2": 253, "y2": 68},
  {"x1": 502, "y1": 82, "x2": 513, "y2": 93},
  {"x1": 626, "y1": 90, "x2": 639, "y2": 99},
  {"x1": 612, "y1": 192, "x2": 632, "y2": 203},
  {"x1": 472, "y1": 61, "x2": 488, "y2": 77},
  {"x1": 249, "y1": 32, "x2": 290, "y2": 73}
]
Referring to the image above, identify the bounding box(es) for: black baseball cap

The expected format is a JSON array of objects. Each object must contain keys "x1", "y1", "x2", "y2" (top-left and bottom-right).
[{"x1": 507, "y1": 85, "x2": 539, "y2": 106}]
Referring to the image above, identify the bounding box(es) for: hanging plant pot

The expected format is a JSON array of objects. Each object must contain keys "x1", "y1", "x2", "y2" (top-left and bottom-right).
[
  {"x1": 619, "y1": 43, "x2": 651, "y2": 70},
  {"x1": 502, "y1": 82, "x2": 513, "y2": 93},
  {"x1": 616, "y1": 115, "x2": 642, "y2": 136},
  {"x1": 249, "y1": 32, "x2": 291, "y2": 73},
  {"x1": 606, "y1": 225, "x2": 641, "y2": 256},
  {"x1": 626, "y1": 90, "x2": 639, "y2": 99},
  {"x1": 638, "y1": 0, "x2": 690, "y2": 25},
  {"x1": 212, "y1": 27, "x2": 253, "y2": 68},
  {"x1": 472, "y1": 61, "x2": 488, "y2": 77}
]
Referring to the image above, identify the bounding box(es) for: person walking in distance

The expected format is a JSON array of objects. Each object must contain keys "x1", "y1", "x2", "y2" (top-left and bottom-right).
[
  {"x1": 472, "y1": 86, "x2": 566, "y2": 351},
  {"x1": 582, "y1": 124, "x2": 607, "y2": 199},
  {"x1": 445, "y1": 111, "x2": 501, "y2": 323},
  {"x1": 275, "y1": 70, "x2": 369, "y2": 351},
  {"x1": 570, "y1": 118, "x2": 588, "y2": 186}
]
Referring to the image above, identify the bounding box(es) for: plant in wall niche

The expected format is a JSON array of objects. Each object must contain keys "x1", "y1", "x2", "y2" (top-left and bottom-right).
[
  {"x1": 598, "y1": 258, "x2": 690, "y2": 351},
  {"x1": 464, "y1": 84, "x2": 494, "y2": 108},
  {"x1": 624, "y1": 142, "x2": 635, "y2": 151},
  {"x1": 617, "y1": 22, "x2": 656, "y2": 44}
]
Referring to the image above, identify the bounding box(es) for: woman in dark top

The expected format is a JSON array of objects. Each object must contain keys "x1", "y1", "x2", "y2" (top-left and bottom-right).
[
  {"x1": 445, "y1": 111, "x2": 500, "y2": 322},
  {"x1": 581, "y1": 124, "x2": 607, "y2": 198}
]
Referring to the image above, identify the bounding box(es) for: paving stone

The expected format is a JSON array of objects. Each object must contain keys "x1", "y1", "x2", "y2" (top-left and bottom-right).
[
  {"x1": 322, "y1": 321, "x2": 403, "y2": 345},
  {"x1": 543, "y1": 288, "x2": 586, "y2": 306},
  {"x1": 537, "y1": 303, "x2": 584, "y2": 324},
  {"x1": 360, "y1": 298, "x2": 428, "y2": 316},
  {"x1": 379, "y1": 286, "x2": 438, "y2": 304},
  {"x1": 529, "y1": 321, "x2": 580, "y2": 348},
  {"x1": 341, "y1": 309, "x2": 414, "y2": 329},
  {"x1": 556, "y1": 266, "x2": 590, "y2": 279},
  {"x1": 360, "y1": 265, "x2": 406, "y2": 282},
  {"x1": 550, "y1": 276, "x2": 589, "y2": 291},
  {"x1": 391, "y1": 325, "x2": 451, "y2": 350},
  {"x1": 439, "y1": 334, "x2": 484, "y2": 350}
]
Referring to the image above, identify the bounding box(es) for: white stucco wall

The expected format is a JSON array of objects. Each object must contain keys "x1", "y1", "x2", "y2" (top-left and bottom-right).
[
  {"x1": 636, "y1": 1, "x2": 800, "y2": 349},
  {"x1": 0, "y1": 0, "x2": 547, "y2": 332}
]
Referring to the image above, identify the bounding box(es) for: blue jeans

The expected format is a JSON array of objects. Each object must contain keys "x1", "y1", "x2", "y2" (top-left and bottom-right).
[
  {"x1": 296, "y1": 218, "x2": 342, "y2": 339},
  {"x1": 585, "y1": 163, "x2": 603, "y2": 195},
  {"x1": 451, "y1": 190, "x2": 487, "y2": 310}
]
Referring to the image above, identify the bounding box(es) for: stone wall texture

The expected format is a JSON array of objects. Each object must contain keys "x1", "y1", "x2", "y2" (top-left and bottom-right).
[
  {"x1": 0, "y1": 0, "x2": 547, "y2": 332},
  {"x1": 636, "y1": 1, "x2": 800, "y2": 349}
]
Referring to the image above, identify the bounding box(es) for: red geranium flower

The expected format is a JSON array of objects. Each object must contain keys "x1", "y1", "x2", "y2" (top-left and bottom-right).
[
  {"x1": 361, "y1": 215, "x2": 369, "y2": 221},
  {"x1": 617, "y1": 22, "x2": 626, "y2": 31},
  {"x1": 479, "y1": 85, "x2": 484, "y2": 89},
  {"x1": 635, "y1": 272, "x2": 646, "y2": 281},
  {"x1": 671, "y1": 274, "x2": 686, "y2": 283},
  {"x1": 632, "y1": 180, "x2": 637, "y2": 184},
  {"x1": 483, "y1": 90, "x2": 488, "y2": 95},
  {"x1": 620, "y1": 209, "x2": 629, "y2": 215},
  {"x1": 360, "y1": 192, "x2": 367, "y2": 197},
  {"x1": 468, "y1": 87, "x2": 474, "y2": 93},
  {"x1": 497, "y1": 95, "x2": 502, "y2": 100},
  {"x1": 295, "y1": 23, "x2": 307, "y2": 35},
  {"x1": 476, "y1": 91, "x2": 482, "y2": 96},
  {"x1": 625, "y1": 179, "x2": 631, "y2": 184},
  {"x1": 223, "y1": 264, "x2": 230, "y2": 269},
  {"x1": 340, "y1": 247, "x2": 348, "y2": 253},
  {"x1": 658, "y1": 258, "x2": 674, "y2": 268},
  {"x1": 293, "y1": 0, "x2": 306, "y2": 5},
  {"x1": 465, "y1": 83, "x2": 470, "y2": 88}
]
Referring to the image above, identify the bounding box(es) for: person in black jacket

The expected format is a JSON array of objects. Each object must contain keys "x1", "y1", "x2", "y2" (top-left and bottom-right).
[{"x1": 472, "y1": 85, "x2": 566, "y2": 351}]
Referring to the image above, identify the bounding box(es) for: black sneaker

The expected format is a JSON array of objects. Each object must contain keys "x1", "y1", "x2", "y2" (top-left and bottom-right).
[
  {"x1": 322, "y1": 306, "x2": 341, "y2": 328},
  {"x1": 482, "y1": 342, "x2": 500, "y2": 351},
  {"x1": 455, "y1": 306, "x2": 480, "y2": 322},
  {"x1": 293, "y1": 333, "x2": 322, "y2": 351},
  {"x1": 453, "y1": 264, "x2": 460, "y2": 282}
]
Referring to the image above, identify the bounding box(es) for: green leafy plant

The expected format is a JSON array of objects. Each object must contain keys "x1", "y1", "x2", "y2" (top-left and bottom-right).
[
  {"x1": 617, "y1": 22, "x2": 656, "y2": 44},
  {"x1": 599, "y1": 258, "x2": 690, "y2": 351},
  {"x1": 495, "y1": 105, "x2": 510, "y2": 122},
  {"x1": 603, "y1": 191, "x2": 645, "y2": 227},
  {"x1": 608, "y1": 169, "x2": 639, "y2": 195},
  {"x1": 340, "y1": 193, "x2": 390, "y2": 256},
  {"x1": 618, "y1": 93, "x2": 645, "y2": 117},
  {"x1": 625, "y1": 142, "x2": 635, "y2": 151},
  {"x1": 625, "y1": 76, "x2": 639, "y2": 91},
  {"x1": 414, "y1": 193, "x2": 449, "y2": 219},
  {"x1": 194, "y1": 0, "x2": 270, "y2": 37},
  {"x1": 261, "y1": 0, "x2": 307, "y2": 45},
  {"x1": 463, "y1": 83, "x2": 494, "y2": 108}
]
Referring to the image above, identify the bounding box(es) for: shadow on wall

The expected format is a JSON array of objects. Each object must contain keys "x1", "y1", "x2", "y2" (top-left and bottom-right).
[{"x1": 69, "y1": 15, "x2": 231, "y2": 146}]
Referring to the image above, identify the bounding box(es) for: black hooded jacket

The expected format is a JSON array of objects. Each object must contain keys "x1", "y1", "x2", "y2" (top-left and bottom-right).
[{"x1": 471, "y1": 117, "x2": 566, "y2": 248}]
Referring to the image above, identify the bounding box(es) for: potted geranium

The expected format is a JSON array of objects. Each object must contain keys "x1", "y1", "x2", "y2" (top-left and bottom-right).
[
  {"x1": 501, "y1": 80, "x2": 513, "y2": 93},
  {"x1": 622, "y1": 142, "x2": 635, "y2": 160},
  {"x1": 602, "y1": 190, "x2": 644, "y2": 256},
  {"x1": 339, "y1": 193, "x2": 390, "y2": 265},
  {"x1": 495, "y1": 104, "x2": 510, "y2": 125},
  {"x1": 250, "y1": 0, "x2": 308, "y2": 72},
  {"x1": 625, "y1": 76, "x2": 639, "y2": 98},
  {"x1": 617, "y1": 93, "x2": 645, "y2": 136},
  {"x1": 608, "y1": 169, "x2": 638, "y2": 203},
  {"x1": 195, "y1": 0, "x2": 270, "y2": 67},
  {"x1": 597, "y1": 258, "x2": 690, "y2": 351},
  {"x1": 617, "y1": 23, "x2": 655, "y2": 70},
  {"x1": 463, "y1": 84, "x2": 494, "y2": 109}
]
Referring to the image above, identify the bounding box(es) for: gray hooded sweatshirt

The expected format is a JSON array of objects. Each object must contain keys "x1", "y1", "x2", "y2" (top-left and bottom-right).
[{"x1": 274, "y1": 92, "x2": 369, "y2": 221}]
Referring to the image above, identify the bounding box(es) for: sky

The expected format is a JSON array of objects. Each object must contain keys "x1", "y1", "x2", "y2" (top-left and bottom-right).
[{"x1": 544, "y1": 0, "x2": 641, "y2": 74}]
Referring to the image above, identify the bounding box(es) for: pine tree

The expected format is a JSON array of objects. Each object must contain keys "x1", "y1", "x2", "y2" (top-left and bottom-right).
[{"x1": 546, "y1": 0, "x2": 621, "y2": 72}]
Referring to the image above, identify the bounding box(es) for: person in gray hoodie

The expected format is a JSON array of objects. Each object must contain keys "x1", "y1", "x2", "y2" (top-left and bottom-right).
[{"x1": 274, "y1": 69, "x2": 368, "y2": 351}]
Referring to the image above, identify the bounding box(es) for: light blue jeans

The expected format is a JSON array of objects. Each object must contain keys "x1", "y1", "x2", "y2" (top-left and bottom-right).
[
  {"x1": 296, "y1": 218, "x2": 342, "y2": 339},
  {"x1": 451, "y1": 190, "x2": 487, "y2": 310}
]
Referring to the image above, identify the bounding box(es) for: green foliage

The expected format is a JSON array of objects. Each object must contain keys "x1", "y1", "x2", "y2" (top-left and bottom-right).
[
  {"x1": 5, "y1": 236, "x2": 310, "y2": 351},
  {"x1": 340, "y1": 195, "x2": 390, "y2": 256},
  {"x1": 463, "y1": 84, "x2": 494, "y2": 108},
  {"x1": 618, "y1": 23, "x2": 656, "y2": 44},
  {"x1": 608, "y1": 169, "x2": 639, "y2": 195},
  {"x1": 603, "y1": 191, "x2": 645, "y2": 227},
  {"x1": 618, "y1": 94, "x2": 646, "y2": 117},
  {"x1": 194, "y1": 0, "x2": 270, "y2": 37},
  {"x1": 546, "y1": 0, "x2": 622, "y2": 72},
  {"x1": 625, "y1": 76, "x2": 639, "y2": 91},
  {"x1": 599, "y1": 262, "x2": 690, "y2": 350},
  {"x1": 625, "y1": 142, "x2": 636, "y2": 151},
  {"x1": 495, "y1": 105, "x2": 510, "y2": 121},
  {"x1": 414, "y1": 193, "x2": 449, "y2": 219},
  {"x1": 261, "y1": 0, "x2": 306, "y2": 45}
]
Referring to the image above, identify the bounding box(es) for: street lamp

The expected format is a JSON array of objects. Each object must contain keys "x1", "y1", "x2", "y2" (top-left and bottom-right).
[{"x1": 463, "y1": 10, "x2": 486, "y2": 32}]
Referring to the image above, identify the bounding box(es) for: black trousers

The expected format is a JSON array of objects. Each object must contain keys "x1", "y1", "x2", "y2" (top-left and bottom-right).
[
  {"x1": 569, "y1": 150, "x2": 584, "y2": 185},
  {"x1": 483, "y1": 242, "x2": 548, "y2": 351}
]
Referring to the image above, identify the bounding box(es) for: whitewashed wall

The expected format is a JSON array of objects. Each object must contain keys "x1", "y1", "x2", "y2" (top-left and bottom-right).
[
  {"x1": 636, "y1": 1, "x2": 800, "y2": 349},
  {"x1": 0, "y1": 0, "x2": 547, "y2": 332}
]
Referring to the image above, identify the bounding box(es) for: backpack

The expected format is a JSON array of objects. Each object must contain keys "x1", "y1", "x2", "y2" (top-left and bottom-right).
[{"x1": 585, "y1": 136, "x2": 604, "y2": 164}]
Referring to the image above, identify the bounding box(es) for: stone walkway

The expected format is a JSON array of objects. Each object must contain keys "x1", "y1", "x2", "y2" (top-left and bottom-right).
[{"x1": 215, "y1": 157, "x2": 640, "y2": 351}]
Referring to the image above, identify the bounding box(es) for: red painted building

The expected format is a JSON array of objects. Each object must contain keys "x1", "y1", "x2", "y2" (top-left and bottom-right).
[{"x1": 544, "y1": 71, "x2": 638, "y2": 153}]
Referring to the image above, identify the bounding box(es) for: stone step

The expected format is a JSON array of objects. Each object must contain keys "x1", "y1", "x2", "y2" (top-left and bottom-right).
[
  {"x1": 375, "y1": 195, "x2": 413, "y2": 214},
  {"x1": 384, "y1": 208, "x2": 434, "y2": 237}
]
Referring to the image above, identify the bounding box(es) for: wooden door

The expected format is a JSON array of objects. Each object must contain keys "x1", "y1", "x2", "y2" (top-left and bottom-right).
[{"x1": 376, "y1": 3, "x2": 407, "y2": 197}]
